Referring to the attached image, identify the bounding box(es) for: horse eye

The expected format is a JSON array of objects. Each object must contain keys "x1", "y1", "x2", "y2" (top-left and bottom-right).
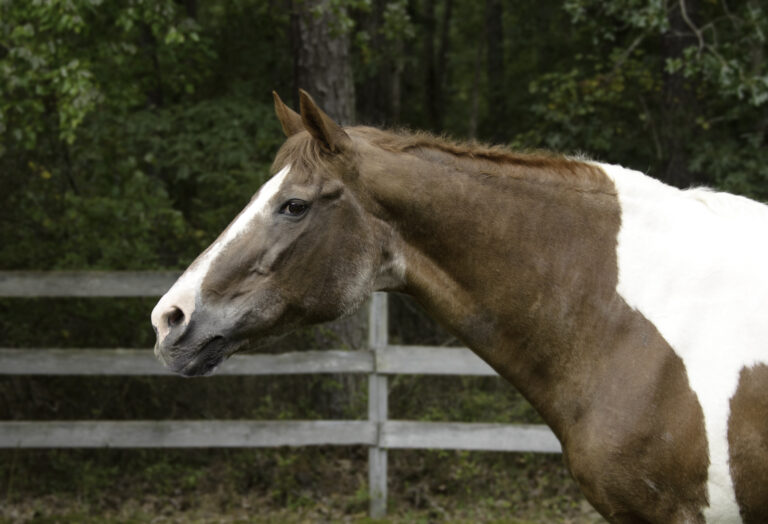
[{"x1": 279, "y1": 199, "x2": 309, "y2": 217}]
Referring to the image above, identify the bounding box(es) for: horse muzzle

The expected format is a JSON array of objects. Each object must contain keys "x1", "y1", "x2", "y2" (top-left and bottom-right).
[{"x1": 152, "y1": 306, "x2": 235, "y2": 376}]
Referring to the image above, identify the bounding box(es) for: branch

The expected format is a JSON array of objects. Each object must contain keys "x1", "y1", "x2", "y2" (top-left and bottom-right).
[
  {"x1": 676, "y1": 0, "x2": 735, "y2": 78},
  {"x1": 609, "y1": 33, "x2": 646, "y2": 77},
  {"x1": 679, "y1": 0, "x2": 704, "y2": 53},
  {"x1": 720, "y1": 0, "x2": 742, "y2": 30}
]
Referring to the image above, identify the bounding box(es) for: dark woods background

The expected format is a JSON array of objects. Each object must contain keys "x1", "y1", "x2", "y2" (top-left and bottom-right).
[
  {"x1": 1, "y1": 0, "x2": 767, "y2": 520},
  {"x1": 2, "y1": 0, "x2": 768, "y2": 271}
]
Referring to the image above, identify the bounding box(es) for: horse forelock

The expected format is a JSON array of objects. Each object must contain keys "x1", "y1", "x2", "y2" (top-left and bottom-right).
[{"x1": 272, "y1": 131, "x2": 333, "y2": 176}]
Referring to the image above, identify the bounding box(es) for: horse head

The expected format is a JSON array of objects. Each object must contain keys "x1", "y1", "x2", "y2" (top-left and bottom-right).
[{"x1": 151, "y1": 91, "x2": 395, "y2": 376}]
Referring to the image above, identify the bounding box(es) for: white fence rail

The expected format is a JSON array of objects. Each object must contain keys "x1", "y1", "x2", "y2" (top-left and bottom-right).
[{"x1": 0, "y1": 272, "x2": 560, "y2": 517}]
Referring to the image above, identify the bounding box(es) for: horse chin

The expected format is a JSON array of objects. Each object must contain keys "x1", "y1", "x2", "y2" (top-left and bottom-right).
[{"x1": 162, "y1": 336, "x2": 236, "y2": 377}]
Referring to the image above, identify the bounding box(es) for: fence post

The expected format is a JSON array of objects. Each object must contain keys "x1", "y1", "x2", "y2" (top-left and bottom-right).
[{"x1": 368, "y1": 292, "x2": 388, "y2": 518}]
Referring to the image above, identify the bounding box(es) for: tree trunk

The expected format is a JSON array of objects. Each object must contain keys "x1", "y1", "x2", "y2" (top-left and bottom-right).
[
  {"x1": 485, "y1": 0, "x2": 504, "y2": 142},
  {"x1": 436, "y1": 0, "x2": 452, "y2": 128},
  {"x1": 421, "y1": 0, "x2": 453, "y2": 131},
  {"x1": 290, "y1": 0, "x2": 356, "y2": 124},
  {"x1": 356, "y1": 0, "x2": 388, "y2": 125},
  {"x1": 289, "y1": 0, "x2": 359, "y2": 417},
  {"x1": 423, "y1": 0, "x2": 439, "y2": 130},
  {"x1": 468, "y1": 44, "x2": 482, "y2": 139},
  {"x1": 660, "y1": 0, "x2": 701, "y2": 188},
  {"x1": 390, "y1": 38, "x2": 405, "y2": 124}
]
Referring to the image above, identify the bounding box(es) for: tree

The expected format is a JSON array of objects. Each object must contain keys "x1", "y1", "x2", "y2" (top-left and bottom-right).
[
  {"x1": 0, "y1": 0, "x2": 287, "y2": 269},
  {"x1": 660, "y1": 0, "x2": 702, "y2": 187},
  {"x1": 484, "y1": 0, "x2": 504, "y2": 141},
  {"x1": 419, "y1": 0, "x2": 452, "y2": 131},
  {"x1": 353, "y1": 0, "x2": 415, "y2": 125},
  {"x1": 290, "y1": 0, "x2": 357, "y2": 123},
  {"x1": 516, "y1": 0, "x2": 768, "y2": 196}
]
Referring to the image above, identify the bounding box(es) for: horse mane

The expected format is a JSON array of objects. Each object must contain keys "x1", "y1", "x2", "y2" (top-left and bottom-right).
[
  {"x1": 274, "y1": 125, "x2": 611, "y2": 192},
  {"x1": 353, "y1": 126, "x2": 569, "y2": 167}
]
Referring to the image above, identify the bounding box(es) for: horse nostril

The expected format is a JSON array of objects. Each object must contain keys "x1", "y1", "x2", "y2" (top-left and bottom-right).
[{"x1": 166, "y1": 306, "x2": 185, "y2": 329}]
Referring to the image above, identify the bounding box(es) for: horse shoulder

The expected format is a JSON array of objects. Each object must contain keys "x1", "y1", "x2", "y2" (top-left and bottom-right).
[{"x1": 558, "y1": 329, "x2": 709, "y2": 523}]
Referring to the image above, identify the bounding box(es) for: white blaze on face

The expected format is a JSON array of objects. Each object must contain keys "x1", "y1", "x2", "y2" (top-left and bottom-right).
[
  {"x1": 597, "y1": 162, "x2": 768, "y2": 522},
  {"x1": 151, "y1": 164, "x2": 292, "y2": 344}
]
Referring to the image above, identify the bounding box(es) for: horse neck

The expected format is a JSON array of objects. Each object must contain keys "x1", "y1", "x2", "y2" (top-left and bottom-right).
[{"x1": 359, "y1": 145, "x2": 622, "y2": 435}]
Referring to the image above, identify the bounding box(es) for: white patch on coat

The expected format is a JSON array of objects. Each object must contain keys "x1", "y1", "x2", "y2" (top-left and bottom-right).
[
  {"x1": 151, "y1": 165, "x2": 292, "y2": 344},
  {"x1": 596, "y1": 162, "x2": 768, "y2": 522}
]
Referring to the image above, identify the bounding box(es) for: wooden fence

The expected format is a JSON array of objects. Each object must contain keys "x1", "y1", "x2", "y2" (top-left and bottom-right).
[{"x1": 0, "y1": 271, "x2": 560, "y2": 517}]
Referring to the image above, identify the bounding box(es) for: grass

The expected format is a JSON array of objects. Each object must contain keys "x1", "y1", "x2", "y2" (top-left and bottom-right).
[{"x1": 0, "y1": 448, "x2": 605, "y2": 523}]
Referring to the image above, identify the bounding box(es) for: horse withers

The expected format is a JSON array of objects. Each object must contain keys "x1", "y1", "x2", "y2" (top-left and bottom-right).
[{"x1": 151, "y1": 90, "x2": 768, "y2": 523}]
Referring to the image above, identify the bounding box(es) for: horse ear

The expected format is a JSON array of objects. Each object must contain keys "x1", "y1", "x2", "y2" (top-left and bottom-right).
[
  {"x1": 273, "y1": 91, "x2": 304, "y2": 137},
  {"x1": 298, "y1": 89, "x2": 351, "y2": 153}
]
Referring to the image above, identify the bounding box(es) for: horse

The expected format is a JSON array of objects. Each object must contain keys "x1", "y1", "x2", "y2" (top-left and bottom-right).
[{"x1": 151, "y1": 90, "x2": 768, "y2": 523}]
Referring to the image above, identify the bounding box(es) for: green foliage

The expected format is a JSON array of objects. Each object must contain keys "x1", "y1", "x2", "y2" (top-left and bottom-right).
[
  {"x1": 690, "y1": 130, "x2": 768, "y2": 202},
  {"x1": 0, "y1": 1, "x2": 287, "y2": 270},
  {"x1": 315, "y1": 0, "x2": 373, "y2": 36},
  {"x1": 380, "y1": 0, "x2": 415, "y2": 42},
  {"x1": 563, "y1": 0, "x2": 768, "y2": 107},
  {"x1": 390, "y1": 375, "x2": 542, "y2": 424},
  {"x1": 0, "y1": 95, "x2": 280, "y2": 269},
  {"x1": 351, "y1": 0, "x2": 416, "y2": 79},
  {"x1": 0, "y1": 298, "x2": 157, "y2": 348},
  {"x1": 4, "y1": 0, "x2": 766, "y2": 273},
  {"x1": 0, "y1": 0, "x2": 99, "y2": 150},
  {"x1": 522, "y1": 61, "x2": 655, "y2": 157},
  {"x1": 0, "y1": 0, "x2": 211, "y2": 152},
  {"x1": 499, "y1": 0, "x2": 768, "y2": 194}
]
